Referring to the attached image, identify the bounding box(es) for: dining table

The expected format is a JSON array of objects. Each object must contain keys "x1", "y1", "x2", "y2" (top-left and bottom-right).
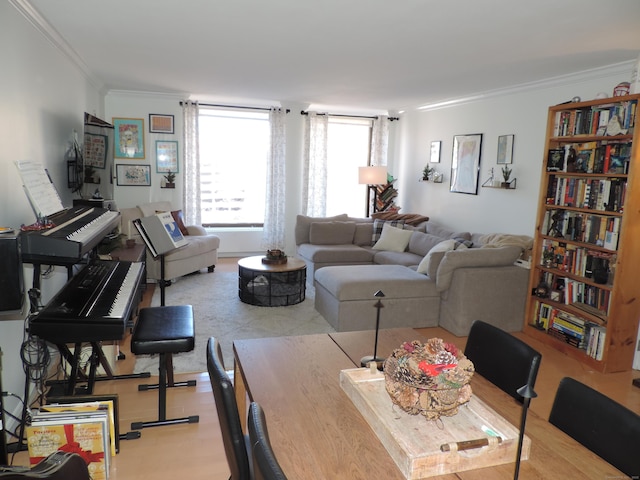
[{"x1": 233, "y1": 327, "x2": 623, "y2": 479}]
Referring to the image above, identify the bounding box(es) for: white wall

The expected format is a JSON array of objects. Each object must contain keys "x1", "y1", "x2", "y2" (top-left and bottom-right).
[
  {"x1": 0, "y1": 2, "x2": 104, "y2": 436},
  {"x1": 394, "y1": 68, "x2": 632, "y2": 236}
]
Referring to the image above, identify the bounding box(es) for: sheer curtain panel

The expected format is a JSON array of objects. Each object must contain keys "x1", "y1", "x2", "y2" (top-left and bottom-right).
[
  {"x1": 370, "y1": 115, "x2": 389, "y2": 167},
  {"x1": 261, "y1": 108, "x2": 287, "y2": 249},
  {"x1": 302, "y1": 112, "x2": 328, "y2": 216},
  {"x1": 182, "y1": 101, "x2": 201, "y2": 226}
]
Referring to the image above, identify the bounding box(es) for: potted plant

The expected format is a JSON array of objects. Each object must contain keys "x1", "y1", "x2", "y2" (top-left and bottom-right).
[
  {"x1": 501, "y1": 165, "x2": 512, "y2": 187},
  {"x1": 163, "y1": 171, "x2": 176, "y2": 188},
  {"x1": 422, "y1": 165, "x2": 434, "y2": 181}
]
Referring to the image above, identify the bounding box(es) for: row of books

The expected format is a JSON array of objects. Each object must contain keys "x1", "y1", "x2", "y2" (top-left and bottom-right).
[
  {"x1": 25, "y1": 398, "x2": 117, "y2": 480},
  {"x1": 547, "y1": 142, "x2": 631, "y2": 175},
  {"x1": 540, "y1": 239, "x2": 614, "y2": 282},
  {"x1": 536, "y1": 269, "x2": 611, "y2": 316},
  {"x1": 532, "y1": 301, "x2": 606, "y2": 360},
  {"x1": 553, "y1": 101, "x2": 637, "y2": 137},
  {"x1": 546, "y1": 175, "x2": 627, "y2": 212},
  {"x1": 542, "y1": 209, "x2": 621, "y2": 250}
]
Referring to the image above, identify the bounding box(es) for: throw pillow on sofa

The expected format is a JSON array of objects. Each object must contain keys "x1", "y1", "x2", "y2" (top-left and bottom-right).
[
  {"x1": 372, "y1": 224, "x2": 413, "y2": 252},
  {"x1": 417, "y1": 239, "x2": 468, "y2": 275},
  {"x1": 309, "y1": 221, "x2": 356, "y2": 245},
  {"x1": 371, "y1": 219, "x2": 405, "y2": 245}
]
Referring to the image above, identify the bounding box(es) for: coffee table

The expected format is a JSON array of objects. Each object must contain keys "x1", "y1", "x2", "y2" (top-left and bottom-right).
[{"x1": 237, "y1": 255, "x2": 306, "y2": 306}]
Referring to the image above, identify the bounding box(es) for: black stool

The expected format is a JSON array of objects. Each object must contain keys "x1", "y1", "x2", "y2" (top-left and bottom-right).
[{"x1": 130, "y1": 305, "x2": 200, "y2": 429}]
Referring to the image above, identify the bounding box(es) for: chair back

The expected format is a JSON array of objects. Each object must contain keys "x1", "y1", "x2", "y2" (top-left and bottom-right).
[
  {"x1": 206, "y1": 337, "x2": 251, "y2": 480},
  {"x1": 549, "y1": 377, "x2": 640, "y2": 477},
  {"x1": 248, "y1": 402, "x2": 288, "y2": 480},
  {"x1": 464, "y1": 320, "x2": 541, "y2": 401}
]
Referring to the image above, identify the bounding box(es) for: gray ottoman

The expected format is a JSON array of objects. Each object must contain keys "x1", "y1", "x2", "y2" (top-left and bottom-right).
[{"x1": 314, "y1": 265, "x2": 440, "y2": 331}]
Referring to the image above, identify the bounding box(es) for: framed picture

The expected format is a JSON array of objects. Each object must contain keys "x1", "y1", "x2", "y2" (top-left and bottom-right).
[
  {"x1": 83, "y1": 133, "x2": 108, "y2": 169},
  {"x1": 116, "y1": 164, "x2": 151, "y2": 186},
  {"x1": 497, "y1": 134, "x2": 514, "y2": 164},
  {"x1": 430, "y1": 140, "x2": 441, "y2": 163},
  {"x1": 149, "y1": 114, "x2": 175, "y2": 134},
  {"x1": 155, "y1": 140, "x2": 179, "y2": 173},
  {"x1": 450, "y1": 134, "x2": 482, "y2": 195},
  {"x1": 113, "y1": 118, "x2": 145, "y2": 159}
]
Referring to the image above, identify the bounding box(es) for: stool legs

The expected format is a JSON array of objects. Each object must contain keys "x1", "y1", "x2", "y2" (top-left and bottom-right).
[{"x1": 131, "y1": 353, "x2": 199, "y2": 430}]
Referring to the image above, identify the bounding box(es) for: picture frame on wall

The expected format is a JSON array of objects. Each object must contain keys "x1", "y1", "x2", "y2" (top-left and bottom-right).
[
  {"x1": 149, "y1": 114, "x2": 175, "y2": 134},
  {"x1": 116, "y1": 164, "x2": 151, "y2": 186},
  {"x1": 497, "y1": 134, "x2": 514, "y2": 164},
  {"x1": 430, "y1": 140, "x2": 441, "y2": 163},
  {"x1": 83, "y1": 133, "x2": 108, "y2": 169},
  {"x1": 113, "y1": 118, "x2": 145, "y2": 159},
  {"x1": 450, "y1": 134, "x2": 482, "y2": 195},
  {"x1": 156, "y1": 140, "x2": 179, "y2": 173}
]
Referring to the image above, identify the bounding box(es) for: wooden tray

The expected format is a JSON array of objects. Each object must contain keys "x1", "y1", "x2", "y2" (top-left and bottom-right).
[{"x1": 340, "y1": 368, "x2": 530, "y2": 479}]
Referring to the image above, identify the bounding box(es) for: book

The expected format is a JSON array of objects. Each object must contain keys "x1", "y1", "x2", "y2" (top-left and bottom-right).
[{"x1": 135, "y1": 212, "x2": 188, "y2": 257}]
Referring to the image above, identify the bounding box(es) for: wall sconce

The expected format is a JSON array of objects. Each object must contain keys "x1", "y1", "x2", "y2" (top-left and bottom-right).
[{"x1": 359, "y1": 166, "x2": 388, "y2": 217}]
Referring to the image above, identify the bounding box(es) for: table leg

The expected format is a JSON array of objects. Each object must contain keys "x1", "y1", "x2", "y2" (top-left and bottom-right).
[{"x1": 234, "y1": 360, "x2": 248, "y2": 432}]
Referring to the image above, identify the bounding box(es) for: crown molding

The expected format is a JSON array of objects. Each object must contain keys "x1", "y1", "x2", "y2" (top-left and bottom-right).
[
  {"x1": 106, "y1": 90, "x2": 186, "y2": 101},
  {"x1": 416, "y1": 61, "x2": 635, "y2": 112},
  {"x1": 10, "y1": 0, "x2": 104, "y2": 91}
]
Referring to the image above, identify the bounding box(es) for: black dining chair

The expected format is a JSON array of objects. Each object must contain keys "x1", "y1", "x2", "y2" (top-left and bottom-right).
[
  {"x1": 549, "y1": 377, "x2": 640, "y2": 478},
  {"x1": 206, "y1": 337, "x2": 251, "y2": 480},
  {"x1": 248, "y1": 402, "x2": 288, "y2": 480},
  {"x1": 464, "y1": 320, "x2": 541, "y2": 401}
]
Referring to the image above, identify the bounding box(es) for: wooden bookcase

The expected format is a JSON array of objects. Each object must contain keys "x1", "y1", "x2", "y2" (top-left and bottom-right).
[{"x1": 524, "y1": 93, "x2": 640, "y2": 373}]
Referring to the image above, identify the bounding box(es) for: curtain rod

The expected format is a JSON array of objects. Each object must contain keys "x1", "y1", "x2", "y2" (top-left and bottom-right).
[
  {"x1": 179, "y1": 101, "x2": 289, "y2": 113},
  {"x1": 300, "y1": 110, "x2": 399, "y2": 121}
]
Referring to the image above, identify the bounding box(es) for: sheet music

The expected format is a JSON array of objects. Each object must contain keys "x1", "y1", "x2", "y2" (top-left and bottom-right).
[{"x1": 15, "y1": 160, "x2": 64, "y2": 218}]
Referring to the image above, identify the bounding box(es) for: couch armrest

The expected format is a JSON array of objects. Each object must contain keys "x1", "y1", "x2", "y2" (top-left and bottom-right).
[
  {"x1": 186, "y1": 225, "x2": 207, "y2": 236},
  {"x1": 435, "y1": 246, "x2": 522, "y2": 292}
]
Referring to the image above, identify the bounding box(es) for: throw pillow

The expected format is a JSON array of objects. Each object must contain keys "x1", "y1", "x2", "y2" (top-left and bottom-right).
[
  {"x1": 372, "y1": 224, "x2": 413, "y2": 252},
  {"x1": 309, "y1": 221, "x2": 356, "y2": 245},
  {"x1": 416, "y1": 239, "x2": 458, "y2": 275},
  {"x1": 371, "y1": 219, "x2": 405, "y2": 245}
]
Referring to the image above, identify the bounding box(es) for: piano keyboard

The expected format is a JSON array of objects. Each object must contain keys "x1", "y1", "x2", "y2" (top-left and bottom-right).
[
  {"x1": 67, "y1": 210, "x2": 120, "y2": 244},
  {"x1": 108, "y1": 261, "x2": 143, "y2": 318}
]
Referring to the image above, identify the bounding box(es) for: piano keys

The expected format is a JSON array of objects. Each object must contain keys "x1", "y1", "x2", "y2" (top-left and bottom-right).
[
  {"x1": 20, "y1": 206, "x2": 120, "y2": 264},
  {"x1": 30, "y1": 260, "x2": 144, "y2": 344}
]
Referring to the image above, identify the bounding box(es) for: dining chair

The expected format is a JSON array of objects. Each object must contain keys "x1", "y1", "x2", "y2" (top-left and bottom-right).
[
  {"x1": 206, "y1": 337, "x2": 251, "y2": 480},
  {"x1": 549, "y1": 377, "x2": 640, "y2": 478},
  {"x1": 248, "y1": 402, "x2": 288, "y2": 480},
  {"x1": 463, "y1": 320, "x2": 541, "y2": 401}
]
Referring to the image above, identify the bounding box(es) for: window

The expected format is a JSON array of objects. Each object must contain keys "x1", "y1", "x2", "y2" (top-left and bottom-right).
[
  {"x1": 326, "y1": 117, "x2": 372, "y2": 217},
  {"x1": 198, "y1": 108, "x2": 269, "y2": 227}
]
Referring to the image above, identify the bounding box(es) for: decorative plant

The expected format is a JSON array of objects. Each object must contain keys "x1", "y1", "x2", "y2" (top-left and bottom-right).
[
  {"x1": 501, "y1": 165, "x2": 512, "y2": 182},
  {"x1": 164, "y1": 171, "x2": 176, "y2": 184},
  {"x1": 422, "y1": 165, "x2": 434, "y2": 181}
]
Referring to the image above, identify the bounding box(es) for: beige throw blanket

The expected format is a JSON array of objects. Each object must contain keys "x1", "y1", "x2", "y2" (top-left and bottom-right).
[{"x1": 479, "y1": 233, "x2": 533, "y2": 251}]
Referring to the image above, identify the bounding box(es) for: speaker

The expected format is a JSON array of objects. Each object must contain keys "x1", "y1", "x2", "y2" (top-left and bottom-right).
[{"x1": 0, "y1": 233, "x2": 24, "y2": 312}]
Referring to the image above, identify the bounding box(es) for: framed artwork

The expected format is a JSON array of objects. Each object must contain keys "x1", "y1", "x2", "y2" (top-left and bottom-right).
[
  {"x1": 450, "y1": 134, "x2": 482, "y2": 195},
  {"x1": 149, "y1": 114, "x2": 175, "y2": 134},
  {"x1": 116, "y1": 164, "x2": 151, "y2": 186},
  {"x1": 83, "y1": 133, "x2": 108, "y2": 168},
  {"x1": 113, "y1": 118, "x2": 145, "y2": 159},
  {"x1": 430, "y1": 141, "x2": 441, "y2": 163},
  {"x1": 155, "y1": 140, "x2": 179, "y2": 173},
  {"x1": 497, "y1": 134, "x2": 514, "y2": 164}
]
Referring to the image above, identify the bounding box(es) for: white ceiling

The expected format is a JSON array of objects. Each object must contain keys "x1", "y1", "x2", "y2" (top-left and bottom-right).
[{"x1": 24, "y1": 0, "x2": 640, "y2": 113}]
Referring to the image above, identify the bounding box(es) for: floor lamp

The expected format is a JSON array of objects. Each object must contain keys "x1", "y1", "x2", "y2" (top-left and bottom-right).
[{"x1": 359, "y1": 166, "x2": 388, "y2": 217}]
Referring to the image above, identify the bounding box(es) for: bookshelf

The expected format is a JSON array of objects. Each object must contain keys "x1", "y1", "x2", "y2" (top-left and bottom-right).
[
  {"x1": 374, "y1": 176, "x2": 399, "y2": 213},
  {"x1": 524, "y1": 94, "x2": 640, "y2": 373}
]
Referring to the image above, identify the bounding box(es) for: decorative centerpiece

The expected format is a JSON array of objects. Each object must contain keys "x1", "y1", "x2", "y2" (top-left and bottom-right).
[
  {"x1": 262, "y1": 249, "x2": 287, "y2": 265},
  {"x1": 383, "y1": 339, "x2": 474, "y2": 420}
]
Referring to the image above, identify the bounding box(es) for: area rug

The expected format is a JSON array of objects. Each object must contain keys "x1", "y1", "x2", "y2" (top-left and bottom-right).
[{"x1": 133, "y1": 271, "x2": 335, "y2": 374}]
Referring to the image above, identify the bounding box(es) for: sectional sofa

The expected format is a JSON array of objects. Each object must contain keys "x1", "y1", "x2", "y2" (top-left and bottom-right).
[{"x1": 295, "y1": 214, "x2": 532, "y2": 336}]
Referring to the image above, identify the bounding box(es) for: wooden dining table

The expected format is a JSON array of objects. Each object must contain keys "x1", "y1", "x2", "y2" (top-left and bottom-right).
[{"x1": 233, "y1": 327, "x2": 623, "y2": 479}]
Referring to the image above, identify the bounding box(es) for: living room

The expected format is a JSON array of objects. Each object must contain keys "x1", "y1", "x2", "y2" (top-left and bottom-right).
[{"x1": 1, "y1": 1, "x2": 640, "y2": 477}]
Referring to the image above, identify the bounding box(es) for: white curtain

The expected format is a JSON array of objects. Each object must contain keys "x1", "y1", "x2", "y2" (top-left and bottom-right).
[
  {"x1": 262, "y1": 108, "x2": 287, "y2": 249},
  {"x1": 302, "y1": 112, "x2": 328, "y2": 216},
  {"x1": 371, "y1": 115, "x2": 389, "y2": 167},
  {"x1": 182, "y1": 100, "x2": 201, "y2": 226}
]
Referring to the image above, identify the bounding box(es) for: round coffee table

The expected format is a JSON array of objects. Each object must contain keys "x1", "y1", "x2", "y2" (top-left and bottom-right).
[{"x1": 238, "y1": 256, "x2": 307, "y2": 306}]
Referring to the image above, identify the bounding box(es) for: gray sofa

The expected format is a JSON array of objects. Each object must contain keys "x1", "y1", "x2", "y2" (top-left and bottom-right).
[
  {"x1": 119, "y1": 201, "x2": 220, "y2": 282},
  {"x1": 295, "y1": 214, "x2": 531, "y2": 336}
]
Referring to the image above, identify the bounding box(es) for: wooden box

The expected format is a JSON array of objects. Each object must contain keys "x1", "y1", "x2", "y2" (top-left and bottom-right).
[{"x1": 340, "y1": 368, "x2": 530, "y2": 479}]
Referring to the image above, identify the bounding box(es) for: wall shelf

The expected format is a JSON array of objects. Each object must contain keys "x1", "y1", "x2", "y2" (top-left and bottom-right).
[{"x1": 482, "y1": 178, "x2": 517, "y2": 189}]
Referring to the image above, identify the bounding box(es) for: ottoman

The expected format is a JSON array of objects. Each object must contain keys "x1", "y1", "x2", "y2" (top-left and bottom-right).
[{"x1": 314, "y1": 265, "x2": 440, "y2": 331}]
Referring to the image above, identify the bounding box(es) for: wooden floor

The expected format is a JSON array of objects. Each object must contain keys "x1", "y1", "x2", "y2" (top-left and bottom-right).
[{"x1": 9, "y1": 257, "x2": 640, "y2": 479}]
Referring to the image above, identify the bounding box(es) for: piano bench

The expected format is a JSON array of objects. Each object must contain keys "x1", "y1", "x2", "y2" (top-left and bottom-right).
[{"x1": 130, "y1": 305, "x2": 200, "y2": 430}]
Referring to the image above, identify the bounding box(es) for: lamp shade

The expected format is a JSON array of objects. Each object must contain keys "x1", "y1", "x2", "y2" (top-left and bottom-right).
[{"x1": 358, "y1": 166, "x2": 387, "y2": 185}]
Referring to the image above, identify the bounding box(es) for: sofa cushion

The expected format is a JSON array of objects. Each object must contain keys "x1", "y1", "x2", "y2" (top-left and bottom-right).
[
  {"x1": 372, "y1": 224, "x2": 413, "y2": 252},
  {"x1": 426, "y1": 222, "x2": 471, "y2": 241},
  {"x1": 353, "y1": 223, "x2": 374, "y2": 246},
  {"x1": 408, "y1": 231, "x2": 447, "y2": 257},
  {"x1": 373, "y1": 250, "x2": 423, "y2": 267},
  {"x1": 139, "y1": 201, "x2": 173, "y2": 217},
  {"x1": 309, "y1": 221, "x2": 356, "y2": 245},
  {"x1": 297, "y1": 243, "x2": 375, "y2": 264},
  {"x1": 295, "y1": 214, "x2": 349, "y2": 245},
  {"x1": 416, "y1": 239, "x2": 458, "y2": 274},
  {"x1": 436, "y1": 246, "x2": 522, "y2": 292},
  {"x1": 371, "y1": 219, "x2": 405, "y2": 244}
]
